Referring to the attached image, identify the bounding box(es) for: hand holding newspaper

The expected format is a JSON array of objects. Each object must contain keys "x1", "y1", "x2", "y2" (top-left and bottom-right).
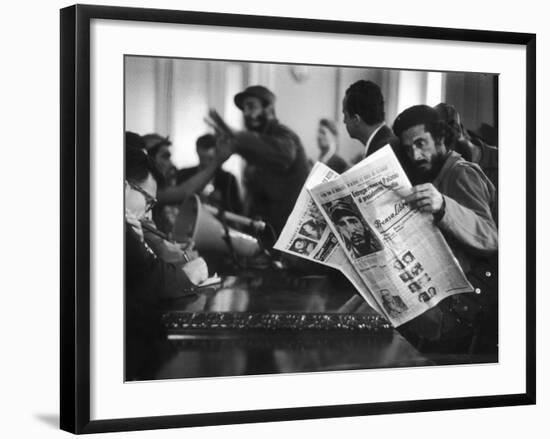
[{"x1": 275, "y1": 145, "x2": 472, "y2": 327}]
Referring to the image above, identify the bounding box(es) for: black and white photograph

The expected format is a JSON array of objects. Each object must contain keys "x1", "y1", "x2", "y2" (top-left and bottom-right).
[{"x1": 124, "y1": 55, "x2": 499, "y2": 382}]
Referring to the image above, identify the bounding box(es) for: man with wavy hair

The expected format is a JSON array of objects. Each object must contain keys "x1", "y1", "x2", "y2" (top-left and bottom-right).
[{"x1": 392, "y1": 104, "x2": 498, "y2": 354}]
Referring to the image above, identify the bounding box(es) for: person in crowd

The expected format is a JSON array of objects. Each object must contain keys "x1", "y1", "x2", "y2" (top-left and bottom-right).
[
  {"x1": 142, "y1": 133, "x2": 175, "y2": 181},
  {"x1": 177, "y1": 133, "x2": 243, "y2": 214},
  {"x1": 343, "y1": 80, "x2": 400, "y2": 161},
  {"x1": 148, "y1": 135, "x2": 234, "y2": 206},
  {"x1": 125, "y1": 144, "x2": 210, "y2": 380},
  {"x1": 391, "y1": 104, "x2": 498, "y2": 353},
  {"x1": 434, "y1": 102, "x2": 498, "y2": 192},
  {"x1": 338, "y1": 105, "x2": 498, "y2": 354},
  {"x1": 212, "y1": 85, "x2": 310, "y2": 237},
  {"x1": 316, "y1": 118, "x2": 349, "y2": 173},
  {"x1": 140, "y1": 133, "x2": 180, "y2": 235},
  {"x1": 329, "y1": 199, "x2": 383, "y2": 258}
]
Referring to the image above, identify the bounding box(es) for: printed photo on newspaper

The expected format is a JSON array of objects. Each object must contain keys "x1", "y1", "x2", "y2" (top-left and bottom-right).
[
  {"x1": 309, "y1": 145, "x2": 473, "y2": 327},
  {"x1": 276, "y1": 146, "x2": 475, "y2": 328}
]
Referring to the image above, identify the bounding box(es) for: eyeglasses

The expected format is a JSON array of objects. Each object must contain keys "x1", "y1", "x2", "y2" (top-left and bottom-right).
[{"x1": 126, "y1": 180, "x2": 158, "y2": 212}]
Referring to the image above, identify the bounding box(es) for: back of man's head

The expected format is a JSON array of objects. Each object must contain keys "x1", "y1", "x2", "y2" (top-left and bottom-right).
[
  {"x1": 125, "y1": 131, "x2": 146, "y2": 152},
  {"x1": 196, "y1": 133, "x2": 217, "y2": 151},
  {"x1": 344, "y1": 80, "x2": 385, "y2": 125}
]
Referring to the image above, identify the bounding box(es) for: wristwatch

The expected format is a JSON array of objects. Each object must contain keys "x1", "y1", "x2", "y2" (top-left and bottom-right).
[{"x1": 433, "y1": 196, "x2": 446, "y2": 223}]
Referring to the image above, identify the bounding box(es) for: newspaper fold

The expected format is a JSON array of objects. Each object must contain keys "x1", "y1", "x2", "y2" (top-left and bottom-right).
[{"x1": 275, "y1": 145, "x2": 472, "y2": 327}]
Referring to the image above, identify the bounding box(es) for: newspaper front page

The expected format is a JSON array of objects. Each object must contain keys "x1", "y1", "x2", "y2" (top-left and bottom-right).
[
  {"x1": 308, "y1": 145, "x2": 473, "y2": 326},
  {"x1": 274, "y1": 162, "x2": 384, "y2": 316}
]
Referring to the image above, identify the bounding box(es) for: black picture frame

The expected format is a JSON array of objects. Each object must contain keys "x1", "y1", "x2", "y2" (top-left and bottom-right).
[{"x1": 60, "y1": 4, "x2": 536, "y2": 434}]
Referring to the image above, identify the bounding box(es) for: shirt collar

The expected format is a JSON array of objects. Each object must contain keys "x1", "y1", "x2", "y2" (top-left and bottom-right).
[
  {"x1": 319, "y1": 149, "x2": 335, "y2": 164},
  {"x1": 364, "y1": 123, "x2": 385, "y2": 157}
]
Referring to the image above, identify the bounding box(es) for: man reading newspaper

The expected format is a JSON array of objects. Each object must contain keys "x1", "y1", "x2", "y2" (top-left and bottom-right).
[
  {"x1": 392, "y1": 104, "x2": 498, "y2": 354},
  {"x1": 276, "y1": 107, "x2": 497, "y2": 355}
]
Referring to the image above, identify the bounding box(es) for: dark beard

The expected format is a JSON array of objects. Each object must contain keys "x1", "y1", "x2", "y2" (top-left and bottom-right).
[
  {"x1": 411, "y1": 153, "x2": 447, "y2": 184},
  {"x1": 244, "y1": 113, "x2": 268, "y2": 132}
]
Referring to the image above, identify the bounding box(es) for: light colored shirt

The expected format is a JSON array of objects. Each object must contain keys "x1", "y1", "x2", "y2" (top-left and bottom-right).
[{"x1": 363, "y1": 123, "x2": 384, "y2": 158}]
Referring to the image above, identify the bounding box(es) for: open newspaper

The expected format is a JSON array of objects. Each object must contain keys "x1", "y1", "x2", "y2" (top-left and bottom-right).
[
  {"x1": 275, "y1": 145, "x2": 473, "y2": 327},
  {"x1": 274, "y1": 161, "x2": 385, "y2": 316}
]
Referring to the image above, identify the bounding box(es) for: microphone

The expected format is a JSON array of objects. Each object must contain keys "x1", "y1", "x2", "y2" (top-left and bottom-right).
[{"x1": 202, "y1": 204, "x2": 266, "y2": 232}]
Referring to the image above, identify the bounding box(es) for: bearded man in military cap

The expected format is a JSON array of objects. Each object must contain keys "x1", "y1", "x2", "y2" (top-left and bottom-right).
[
  {"x1": 212, "y1": 85, "x2": 310, "y2": 238},
  {"x1": 329, "y1": 198, "x2": 382, "y2": 258}
]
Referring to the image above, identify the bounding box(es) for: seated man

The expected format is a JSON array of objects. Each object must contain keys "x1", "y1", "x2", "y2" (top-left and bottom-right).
[
  {"x1": 125, "y1": 145, "x2": 209, "y2": 380},
  {"x1": 340, "y1": 105, "x2": 498, "y2": 354},
  {"x1": 142, "y1": 133, "x2": 175, "y2": 182},
  {"x1": 392, "y1": 105, "x2": 498, "y2": 353},
  {"x1": 177, "y1": 134, "x2": 243, "y2": 214},
  {"x1": 140, "y1": 133, "x2": 180, "y2": 236},
  {"x1": 434, "y1": 102, "x2": 498, "y2": 193}
]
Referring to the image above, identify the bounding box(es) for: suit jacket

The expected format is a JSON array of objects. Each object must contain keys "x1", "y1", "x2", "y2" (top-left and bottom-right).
[
  {"x1": 364, "y1": 124, "x2": 400, "y2": 158},
  {"x1": 363, "y1": 124, "x2": 416, "y2": 182}
]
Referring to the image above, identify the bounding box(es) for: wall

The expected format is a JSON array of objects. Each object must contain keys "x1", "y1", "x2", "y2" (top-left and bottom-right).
[
  {"x1": 124, "y1": 56, "x2": 156, "y2": 135},
  {"x1": 445, "y1": 72, "x2": 497, "y2": 139},
  {"x1": 272, "y1": 64, "x2": 339, "y2": 160}
]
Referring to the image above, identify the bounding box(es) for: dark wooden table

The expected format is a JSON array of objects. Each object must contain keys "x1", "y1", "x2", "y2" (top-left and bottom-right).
[{"x1": 146, "y1": 269, "x2": 435, "y2": 380}]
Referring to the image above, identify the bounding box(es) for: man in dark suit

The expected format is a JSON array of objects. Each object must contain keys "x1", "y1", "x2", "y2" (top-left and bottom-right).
[
  {"x1": 176, "y1": 134, "x2": 243, "y2": 214},
  {"x1": 343, "y1": 80, "x2": 399, "y2": 159},
  {"x1": 343, "y1": 80, "x2": 415, "y2": 181}
]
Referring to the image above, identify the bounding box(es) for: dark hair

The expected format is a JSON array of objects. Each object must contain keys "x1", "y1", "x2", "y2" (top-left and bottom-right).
[
  {"x1": 125, "y1": 131, "x2": 146, "y2": 151},
  {"x1": 393, "y1": 105, "x2": 454, "y2": 147},
  {"x1": 142, "y1": 133, "x2": 172, "y2": 159},
  {"x1": 344, "y1": 80, "x2": 385, "y2": 125},
  {"x1": 319, "y1": 118, "x2": 338, "y2": 137},
  {"x1": 433, "y1": 103, "x2": 465, "y2": 149},
  {"x1": 196, "y1": 133, "x2": 217, "y2": 150},
  {"x1": 125, "y1": 133, "x2": 164, "y2": 186}
]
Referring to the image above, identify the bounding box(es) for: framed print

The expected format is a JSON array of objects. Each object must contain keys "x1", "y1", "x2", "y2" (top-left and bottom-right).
[{"x1": 60, "y1": 4, "x2": 536, "y2": 434}]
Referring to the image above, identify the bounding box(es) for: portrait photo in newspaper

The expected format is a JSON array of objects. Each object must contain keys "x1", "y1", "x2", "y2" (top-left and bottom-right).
[{"x1": 323, "y1": 195, "x2": 384, "y2": 259}]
